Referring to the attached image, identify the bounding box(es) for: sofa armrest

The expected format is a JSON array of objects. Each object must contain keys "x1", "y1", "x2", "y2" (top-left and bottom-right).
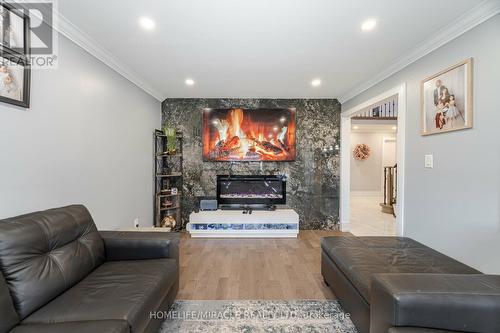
[
  {"x1": 370, "y1": 274, "x2": 500, "y2": 333},
  {"x1": 99, "y1": 231, "x2": 180, "y2": 262}
]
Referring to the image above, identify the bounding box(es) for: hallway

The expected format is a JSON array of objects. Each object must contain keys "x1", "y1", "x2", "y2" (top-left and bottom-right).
[{"x1": 350, "y1": 196, "x2": 396, "y2": 236}]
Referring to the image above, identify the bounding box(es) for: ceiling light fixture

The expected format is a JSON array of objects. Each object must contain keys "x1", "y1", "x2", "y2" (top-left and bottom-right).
[
  {"x1": 185, "y1": 78, "x2": 195, "y2": 86},
  {"x1": 392, "y1": 126, "x2": 397, "y2": 130},
  {"x1": 311, "y1": 79, "x2": 321, "y2": 87},
  {"x1": 361, "y1": 18, "x2": 377, "y2": 31},
  {"x1": 139, "y1": 17, "x2": 156, "y2": 30},
  {"x1": 353, "y1": 126, "x2": 359, "y2": 130}
]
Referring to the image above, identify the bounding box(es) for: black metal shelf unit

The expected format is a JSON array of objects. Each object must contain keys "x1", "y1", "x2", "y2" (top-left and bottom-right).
[{"x1": 153, "y1": 129, "x2": 183, "y2": 229}]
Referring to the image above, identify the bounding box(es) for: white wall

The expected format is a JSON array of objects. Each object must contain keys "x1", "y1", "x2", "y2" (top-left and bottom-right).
[
  {"x1": 350, "y1": 131, "x2": 396, "y2": 193},
  {"x1": 342, "y1": 15, "x2": 500, "y2": 273},
  {"x1": 0, "y1": 34, "x2": 160, "y2": 230}
]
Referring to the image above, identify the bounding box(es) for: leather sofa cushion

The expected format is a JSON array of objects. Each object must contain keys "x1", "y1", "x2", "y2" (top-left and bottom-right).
[
  {"x1": 9, "y1": 320, "x2": 129, "y2": 333},
  {"x1": 321, "y1": 237, "x2": 480, "y2": 303},
  {"x1": 371, "y1": 273, "x2": 500, "y2": 333},
  {"x1": 0, "y1": 205, "x2": 105, "y2": 319},
  {"x1": 0, "y1": 271, "x2": 19, "y2": 333},
  {"x1": 23, "y1": 258, "x2": 177, "y2": 333}
]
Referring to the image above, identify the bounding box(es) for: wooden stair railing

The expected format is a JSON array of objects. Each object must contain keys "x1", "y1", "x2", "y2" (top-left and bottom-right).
[{"x1": 380, "y1": 164, "x2": 397, "y2": 216}]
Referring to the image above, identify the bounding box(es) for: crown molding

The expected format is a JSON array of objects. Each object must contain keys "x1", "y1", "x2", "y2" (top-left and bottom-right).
[
  {"x1": 21, "y1": 2, "x2": 164, "y2": 101},
  {"x1": 338, "y1": 0, "x2": 500, "y2": 104},
  {"x1": 56, "y1": 13, "x2": 164, "y2": 101}
]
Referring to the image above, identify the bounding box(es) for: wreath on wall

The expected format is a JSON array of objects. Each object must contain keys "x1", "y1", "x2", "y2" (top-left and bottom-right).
[{"x1": 353, "y1": 144, "x2": 371, "y2": 161}]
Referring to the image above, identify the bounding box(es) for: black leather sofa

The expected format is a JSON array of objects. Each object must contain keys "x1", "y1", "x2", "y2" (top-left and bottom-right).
[
  {"x1": 0, "y1": 205, "x2": 179, "y2": 333},
  {"x1": 321, "y1": 236, "x2": 500, "y2": 333}
]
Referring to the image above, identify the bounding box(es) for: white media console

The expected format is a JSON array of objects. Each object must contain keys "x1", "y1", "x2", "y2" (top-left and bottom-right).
[{"x1": 187, "y1": 209, "x2": 299, "y2": 238}]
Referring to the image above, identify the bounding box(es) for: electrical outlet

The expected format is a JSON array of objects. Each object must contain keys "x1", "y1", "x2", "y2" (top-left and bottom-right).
[{"x1": 133, "y1": 218, "x2": 140, "y2": 228}]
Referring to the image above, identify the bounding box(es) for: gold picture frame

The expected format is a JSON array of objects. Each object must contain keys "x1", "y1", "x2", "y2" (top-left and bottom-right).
[{"x1": 420, "y1": 58, "x2": 473, "y2": 136}]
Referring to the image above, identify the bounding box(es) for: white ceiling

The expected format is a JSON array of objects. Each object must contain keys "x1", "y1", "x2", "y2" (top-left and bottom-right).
[{"x1": 58, "y1": 0, "x2": 489, "y2": 101}]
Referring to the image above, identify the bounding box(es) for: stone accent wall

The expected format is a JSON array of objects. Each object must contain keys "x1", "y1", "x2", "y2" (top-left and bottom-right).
[{"x1": 161, "y1": 98, "x2": 341, "y2": 230}]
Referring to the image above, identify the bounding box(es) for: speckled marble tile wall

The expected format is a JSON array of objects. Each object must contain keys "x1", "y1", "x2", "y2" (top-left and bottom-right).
[{"x1": 161, "y1": 99, "x2": 341, "y2": 230}]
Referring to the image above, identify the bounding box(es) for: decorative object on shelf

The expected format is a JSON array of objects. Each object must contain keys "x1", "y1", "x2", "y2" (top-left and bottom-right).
[
  {"x1": 161, "y1": 215, "x2": 176, "y2": 230},
  {"x1": 353, "y1": 144, "x2": 370, "y2": 161},
  {"x1": 162, "y1": 166, "x2": 172, "y2": 175},
  {"x1": 160, "y1": 187, "x2": 178, "y2": 195},
  {"x1": 0, "y1": 3, "x2": 31, "y2": 108},
  {"x1": 154, "y1": 129, "x2": 183, "y2": 229},
  {"x1": 421, "y1": 58, "x2": 473, "y2": 136},
  {"x1": 163, "y1": 126, "x2": 177, "y2": 155},
  {"x1": 162, "y1": 200, "x2": 173, "y2": 208}
]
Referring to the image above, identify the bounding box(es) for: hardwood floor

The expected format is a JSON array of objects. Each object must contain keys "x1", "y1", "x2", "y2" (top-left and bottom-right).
[{"x1": 177, "y1": 230, "x2": 347, "y2": 300}]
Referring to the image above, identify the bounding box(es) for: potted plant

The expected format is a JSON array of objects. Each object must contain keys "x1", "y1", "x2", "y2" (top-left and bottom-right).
[{"x1": 163, "y1": 126, "x2": 177, "y2": 155}]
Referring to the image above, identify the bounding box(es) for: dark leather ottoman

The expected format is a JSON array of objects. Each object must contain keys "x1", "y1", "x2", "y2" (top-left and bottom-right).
[
  {"x1": 321, "y1": 236, "x2": 500, "y2": 333},
  {"x1": 0, "y1": 205, "x2": 179, "y2": 333}
]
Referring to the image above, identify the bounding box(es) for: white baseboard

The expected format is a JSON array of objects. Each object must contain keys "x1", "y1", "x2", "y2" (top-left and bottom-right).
[{"x1": 350, "y1": 191, "x2": 382, "y2": 197}]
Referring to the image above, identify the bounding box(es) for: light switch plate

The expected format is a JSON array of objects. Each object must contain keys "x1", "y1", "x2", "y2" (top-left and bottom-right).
[{"x1": 425, "y1": 155, "x2": 433, "y2": 168}]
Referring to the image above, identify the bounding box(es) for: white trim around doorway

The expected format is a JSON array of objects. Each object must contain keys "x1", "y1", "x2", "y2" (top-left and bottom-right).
[{"x1": 340, "y1": 83, "x2": 407, "y2": 236}]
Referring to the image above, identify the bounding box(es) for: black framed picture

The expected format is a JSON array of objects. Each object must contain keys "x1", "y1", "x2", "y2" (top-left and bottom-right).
[
  {"x1": 0, "y1": 2, "x2": 30, "y2": 57},
  {"x1": 0, "y1": 49, "x2": 30, "y2": 108},
  {"x1": 0, "y1": 3, "x2": 30, "y2": 108}
]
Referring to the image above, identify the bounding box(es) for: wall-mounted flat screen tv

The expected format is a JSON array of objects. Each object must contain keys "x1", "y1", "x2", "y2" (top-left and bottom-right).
[{"x1": 202, "y1": 108, "x2": 296, "y2": 162}]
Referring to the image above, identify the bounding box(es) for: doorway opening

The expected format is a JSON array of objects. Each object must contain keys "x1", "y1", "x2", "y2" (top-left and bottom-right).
[
  {"x1": 340, "y1": 84, "x2": 406, "y2": 236},
  {"x1": 350, "y1": 114, "x2": 398, "y2": 236}
]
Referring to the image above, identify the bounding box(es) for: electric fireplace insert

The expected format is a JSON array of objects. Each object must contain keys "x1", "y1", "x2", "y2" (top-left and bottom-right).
[{"x1": 217, "y1": 175, "x2": 286, "y2": 209}]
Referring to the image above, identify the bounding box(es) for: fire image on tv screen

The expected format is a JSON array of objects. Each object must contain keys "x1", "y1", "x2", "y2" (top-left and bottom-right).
[{"x1": 202, "y1": 108, "x2": 296, "y2": 161}]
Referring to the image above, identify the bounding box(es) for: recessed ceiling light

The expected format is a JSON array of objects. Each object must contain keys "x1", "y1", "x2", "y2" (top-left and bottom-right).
[
  {"x1": 392, "y1": 126, "x2": 397, "y2": 130},
  {"x1": 353, "y1": 126, "x2": 359, "y2": 130},
  {"x1": 139, "y1": 17, "x2": 155, "y2": 30},
  {"x1": 361, "y1": 18, "x2": 377, "y2": 31},
  {"x1": 311, "y1": 79, "x2": 321, "y2": 87},
  {"x1": 185, "y1": 79, "x2": 195, "y2": 86}
]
